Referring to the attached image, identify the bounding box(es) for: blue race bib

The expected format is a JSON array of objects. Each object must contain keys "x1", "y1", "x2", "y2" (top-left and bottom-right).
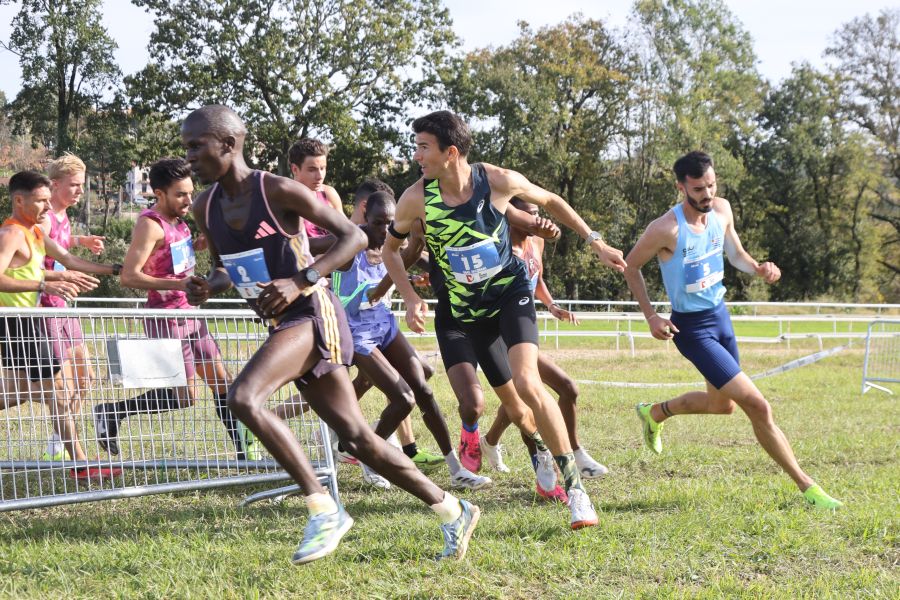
[
  {"x1": 170, "y1": 237, "x2": 196, "y2": 275},
  {"x1": 447, "y1": 238, "x2": 502, "y2": 284},
  {"x1": 684, "y1": 249, "x2": 724, "y2": 294},
  {"x1": 220, "y1": 248, "x2": 272, "y2": 299}
]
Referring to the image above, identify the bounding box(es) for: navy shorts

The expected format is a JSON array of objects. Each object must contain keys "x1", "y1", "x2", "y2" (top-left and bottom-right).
[{"x1": 671, "y1": 302, "x2": 741, "y2": 390}]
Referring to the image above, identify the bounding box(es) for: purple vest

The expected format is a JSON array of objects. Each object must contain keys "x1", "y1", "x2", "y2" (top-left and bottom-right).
[{"x1": 141, "y1": 207, "x2": 195, "y2": 309}]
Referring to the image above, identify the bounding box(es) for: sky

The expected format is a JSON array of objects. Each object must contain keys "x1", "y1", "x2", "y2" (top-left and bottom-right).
[{"x1": 0, "y1": 0, "x2": 894, "y2": 101}]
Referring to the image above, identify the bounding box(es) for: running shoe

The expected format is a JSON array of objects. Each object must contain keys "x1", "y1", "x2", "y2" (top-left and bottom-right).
[
  {"x1": 575, "y1": 449, "x2": 609, "y2": 479},
  {"x1": 291, "y1": 506, "x2": 354, "y2": 565},
  {"x1": 450, "y1": 467, "x2": 493, "y2": 490},
  {"x1": 93, "y1": 404, "x2": 120, "y2": 456},
  {"x1": 536, "y1": 482, "x2": 568, "y2": 504},
  {"x1": 567, "y1": 488, "x2": 599, "y2": 530},
  {"x1": 635, "y1": 402, "x2": 663, "y2": 454},
  {"x1": 535, "y1": 449, "x2": 558, "y2": 492},
  {"x1": 70, "y1": 465, "x2": 122, "y2": 480},
  {"x1": 480, "y1": 435, "x2": 510, "y2": 473},
  {"x1": 238, "y1": 422, "x2": 263, "y2": 461},
  {"x1": 803, "y1": 484, "x2": 843, "y2": 510},
  {"x1": 437, "y1": 499, "x2": 480, "y2": 561},
  {"x1": 361, "y1": 463, "x2": 391, "y2": 490},
  {"x1": 411, "y1": 449, "x2": 444, "y2": 467},
  {"x1": 40, "y1": 449, "x2": 67, "y2": 461},
  {"x1": 458, "y1": 428, "x2": 482, "y2": 473}
]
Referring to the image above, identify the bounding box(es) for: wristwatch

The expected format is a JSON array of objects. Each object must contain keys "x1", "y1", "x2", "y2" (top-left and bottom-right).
[
  {"x1": 585, "y1": 231, "x2": 602, "y2": 245},
  {"x1": 303, "y1": 267, "x2": 320, "y2": 285},
  {"x1": 112, "y1": 263, "x2": 122, "y2": 276},
  {"x1": 37, "y1": 278, "x2": 46, "y2": 293}
]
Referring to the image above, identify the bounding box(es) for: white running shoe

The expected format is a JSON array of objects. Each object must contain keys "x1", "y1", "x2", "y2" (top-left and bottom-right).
[
  {"x1": 480, "y1": 435, "x2": 510, "y2": 473},
  {"x1": 535, "y1": 449, "x2": 558, "y2": 492},
  {"x1": 575, "y1": 449, "x2": 609, "y2": 479},
  {"x1": 361, "y1": 463, "x2": 391, "y2": 490},
  {"x1": 567, "y1": 488, "x2": 599, "y2": 530},
  {"x1": 450, "y1": 467, "x2": 493, "y2": 490}
]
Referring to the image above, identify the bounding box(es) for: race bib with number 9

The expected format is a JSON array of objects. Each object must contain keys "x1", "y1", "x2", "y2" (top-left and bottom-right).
[
  {"x1": 220, "y1": 248, "x2": 272, "y2": 299},
  {"x1": 447, "y1": 238, "x2": 502, "y2": 284}
]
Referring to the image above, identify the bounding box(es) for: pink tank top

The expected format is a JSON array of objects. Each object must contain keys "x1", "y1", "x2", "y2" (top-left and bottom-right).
[
  {"x1": 140, "y1": 208, "x2": 195, "y2": 309},
  {"x1": 40, "y1": 209, "x2": 72, "y2": 308},
  {"x1": 303, "y1": 190, "x2": 333, "y2": 238}
]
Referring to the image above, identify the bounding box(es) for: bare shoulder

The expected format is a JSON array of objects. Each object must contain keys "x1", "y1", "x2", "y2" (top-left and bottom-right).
[
  {"x1": 711, "y1": 197, "x2": 733, "y2": 222},
  {"x1": 0, "y1": 224, "x2": 24, "y2": 243},
  {"x1": 399, "y1": 178, "x2": 425, "y2": 203},
  {"x1": 191, "y1": 187, "x2": 214, "y2": 225},
  {"x1": 481, "y1": 162, "x2": 518, "y2": 188},
  {"x1": 645, "y1": 209, "x2": 679, "y2": 247},
  {"x1": 263, "y1": 171, "x2": 316, "y2": 204},
  {"x1": 323, "y1": 184, "x2": 343, "y2": 207}
]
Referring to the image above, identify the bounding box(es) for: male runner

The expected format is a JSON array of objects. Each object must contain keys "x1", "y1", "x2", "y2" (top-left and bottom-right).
[
  {"x1": 182, "y1": 105, "x2": 479, "y2": 563},
  {"x1": 0, "y1": 170, "x2": 120, "y2": 479},
  {"x1": 288, "y1": 138, "x2": 343, "y2": 239},
  {"x1": 332, "y1": 191, "x2": 490, "y2": 490},
  {"x1": 384, "y1": 111, "x2": 626, "y2": 528},
  {"x1": 623, "y1": 151, "x2": 842, "y2": 509},
  {"x1": 38, "y1": 154, "x2": 107, "y2": 461},
  {"x1": 483, "y1": 197, "x2": 609, "y2": 481},
  {"x1": 93, "y1": 158, "x2": 258, "y2": 460}
]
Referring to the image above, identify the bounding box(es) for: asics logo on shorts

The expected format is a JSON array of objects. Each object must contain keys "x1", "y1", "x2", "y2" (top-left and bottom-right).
[{"x1": 519, "y1": 296, "x2": 529, "y2": 305}]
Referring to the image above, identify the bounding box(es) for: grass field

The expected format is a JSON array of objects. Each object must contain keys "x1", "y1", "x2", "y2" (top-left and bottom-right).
[{"x1": 0, "y1": 336, "x2": 897, "y2": 598}]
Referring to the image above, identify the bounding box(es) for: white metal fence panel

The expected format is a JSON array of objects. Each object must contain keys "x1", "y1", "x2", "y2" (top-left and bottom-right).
[{"x1": 862, "y1": 320, "x2": 900, "y2": 395}]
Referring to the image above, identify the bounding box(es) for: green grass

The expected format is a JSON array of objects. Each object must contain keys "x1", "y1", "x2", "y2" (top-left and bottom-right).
[{"x1": 0, "y1": 345, "x2": 897, "y2": 599}]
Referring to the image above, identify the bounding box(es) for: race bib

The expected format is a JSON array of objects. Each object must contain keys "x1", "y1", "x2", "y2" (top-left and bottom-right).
[
  {"x1": 170, "y1": 237, "x2": 196, "y2": 275},
  {"x1": 358, "y1": 283, "x2": 394, "y2": 311},
  {"x1": 447, "y1": 238, "x2": 502, "y2": 284},
  {"x1": 684, "y1": 249, "x2": 724, "y2": 293},
  {"x1": 220, "y1": 248, "x2": 272, "y2": 299},
  {"x1": 53, "y1": 261, "x2": 66, "y2": 272}
]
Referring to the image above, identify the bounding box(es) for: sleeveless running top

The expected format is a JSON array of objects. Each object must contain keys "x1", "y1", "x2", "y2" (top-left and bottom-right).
[
  {"x1": 423, "y1": 163, "x2": 528, "y2": 322},
  {"x1": 659, "y1": 203, "x2": 727, "y2": 313},
  {"x1": 0, "y1": 218, "x2": 46, "y2": 308},
  {"x1": 304, "y1": 190, "x2": 333, "y2": 238},
  {"x1": 140, "y1": 207, "x2": 195, "y2": 309},
  {"x1": 332, "y1": 245, "x2": 393, "y2": 325},
  {"x1": 206, "y1": 170, "x2": 314, "y2": 318},
  {"x1": 517, "y1": 237, "x2": 541, "y2": 293},
  {"x1": 40, "y1": 209, "x2": 72, "y2": 307}
]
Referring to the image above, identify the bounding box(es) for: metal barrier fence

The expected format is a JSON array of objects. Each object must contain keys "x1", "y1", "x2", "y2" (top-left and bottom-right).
[
  {"x1": 0, "y1": 307, "x2": 336, "y2": 512},
  {"x1": 861, "y1": 320, "x2": 900, "y2": 394}
]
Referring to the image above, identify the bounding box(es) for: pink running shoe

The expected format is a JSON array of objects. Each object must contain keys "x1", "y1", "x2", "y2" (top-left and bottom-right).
[
  {"x1": 458, "y1": 428, "x2": 482, "y2": 473},
  {"x1": 536, "y1": 482, "x2": 568, "y2": 504}
]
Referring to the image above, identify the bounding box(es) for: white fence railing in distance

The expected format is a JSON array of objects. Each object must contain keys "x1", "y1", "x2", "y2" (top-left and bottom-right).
[
  {"x1": 0, "y1": 307, "x2": 335, "y2": 512},
  {"x1": 862, "y1": 320, "x2": 900, "y2": 395}
]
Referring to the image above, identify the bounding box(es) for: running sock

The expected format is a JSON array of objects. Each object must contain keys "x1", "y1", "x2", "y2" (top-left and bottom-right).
[
  {"x1": 461, "y1": 421, "x2": 479, "y2": 434},
  {"x1": 554, "y1": 452, "x2": 585, "y2": 493},
  {"x1": 213, "y1": 391, "x2": 243, "y2": 452},
  {"x1": 525, "y1": 430, "x2": 549, "y2": 453},
  {"x1": 660, "y1": 401, "x2": 674, "y2": 418},
  {"x1": 111, "y1": 388, "x2": 181, "y2": 420},
  {"x1": 444, "y1": 450, "x2": 462, "y2": 475},
  {"x1": 431, "y1": 492, "x2": 462, "y2": 524},
  {"x1": 402, "y1": 442, "x2": 419, "y2": 458},
  {"x1": 46, "y1": 432, "x2": 64, "y2": 456},
  {"x1": 305, "y1": 492, "x2": 338, "y2": 517}
]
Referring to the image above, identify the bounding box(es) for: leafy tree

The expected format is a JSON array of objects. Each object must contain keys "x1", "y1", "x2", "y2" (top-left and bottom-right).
[
  {"x1": 127, "y1": 0, "x2": 458, "y2": 187},
  {"x1": 0, "y1": 0, "x2": 120, "y2": 153}
]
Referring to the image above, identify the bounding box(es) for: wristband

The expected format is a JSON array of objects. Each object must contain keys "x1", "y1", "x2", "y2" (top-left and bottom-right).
[
  {"x1": 112, "y1": 263, "x2": 122, "y2": 276},
  {"x1": 388, "y1": 221, "x2": 410, "y2": 240},
  {"x1": 38, "y1": 278, "x2": 46, "y2": 293}
]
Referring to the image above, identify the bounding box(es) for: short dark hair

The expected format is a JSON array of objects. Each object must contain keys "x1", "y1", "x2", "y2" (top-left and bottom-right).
[
  {"x1": 149, "y1": 157, "x2": 192, "y2": 192},
  {"x1": 354, "y1": 178, "x2": 394, "y2": 206},
  {"x1": 9, "y1": 170, "x2": 51, "y2": 196},
  {"x1": 412, "y1": 111, "x2": 472, "y2": 157},
  {"x1": 673, "y1": 151, "x2": 714, "y2": 183},
  {"x1": 288, "y1": 138, "x2": 328, "y2": 168},
  {"x1": 364, "y1": 191, "x2": 395, "y2": 218},
  {"x1": 510, "y1": 197, "x2": 533, "y2": 211}
]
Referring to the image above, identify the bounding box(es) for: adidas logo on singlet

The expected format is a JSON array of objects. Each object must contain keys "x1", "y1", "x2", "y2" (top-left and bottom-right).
[{"x1": 254, "y1": 221, "x2": 277, "y2": 239}]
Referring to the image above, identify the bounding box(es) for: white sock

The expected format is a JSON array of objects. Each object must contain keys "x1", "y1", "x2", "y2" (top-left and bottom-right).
[
  {"x1": 305, "y1": 492, "x2": 338, "y2": 517},
  {"x1": 431, "y1": 492, "x2": 462, "y2": 524},
  {"x1": 46, "y1": 433, "x2": 63, "y2": 455},
  {"x1": 444, "y1": 450, "x2": 461, "y2": 475}
]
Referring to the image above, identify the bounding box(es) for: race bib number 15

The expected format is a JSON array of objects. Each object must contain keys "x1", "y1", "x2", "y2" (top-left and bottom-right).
[{"x1": 447, "y1": 238, "x2": 502, "y2": 284}]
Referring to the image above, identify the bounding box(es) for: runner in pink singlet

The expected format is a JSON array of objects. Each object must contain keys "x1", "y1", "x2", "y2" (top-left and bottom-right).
[{"x1": 288, "y1": 138, "x2": 344, "y2": 240}]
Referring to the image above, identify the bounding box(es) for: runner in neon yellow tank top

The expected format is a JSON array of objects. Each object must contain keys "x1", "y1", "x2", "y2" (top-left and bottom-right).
[{"x1": 384, "y1": 110, "x2": 628, "y2": 530}]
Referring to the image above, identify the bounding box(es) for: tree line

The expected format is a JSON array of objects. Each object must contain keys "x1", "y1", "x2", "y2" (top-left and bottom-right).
[{"x1": 1, "y1": 0, "x2": 897, "y2": 303}]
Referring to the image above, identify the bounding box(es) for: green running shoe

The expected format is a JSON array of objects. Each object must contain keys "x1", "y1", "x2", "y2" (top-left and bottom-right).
[
  {"x1": 41, "y1": 449, "x2": 67, "y2": 461},
  {"x1": 803, "y1": 484, "x2": 843, "y2": 510},
  {"x1": 238, "y1": 423, "x2": 262, "y2": 461},
  {"x1": 292, "y1": 506, "x2": 354, "y2": 565},
  {"x1": 411, "y1": 448, "x2": 444, "y2": 467},
  {"x1": 636, "y1": 403, "x2": 664, "y2": 454}
]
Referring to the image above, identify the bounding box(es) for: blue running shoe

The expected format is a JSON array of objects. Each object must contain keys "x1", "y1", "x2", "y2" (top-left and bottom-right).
[
  {"x1": 437, "y1": 499, "x2": 481, "y2": 561},
  {"x1": 291, "y1": 507, "x2": 354, "y2": 565}
]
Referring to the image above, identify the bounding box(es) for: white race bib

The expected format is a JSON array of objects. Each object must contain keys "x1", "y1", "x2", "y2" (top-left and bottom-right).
[{"x1": 170, "y1": 237, "x2": 196, "y2": 275}]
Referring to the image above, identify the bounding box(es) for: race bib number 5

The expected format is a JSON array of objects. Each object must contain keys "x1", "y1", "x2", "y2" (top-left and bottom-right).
[
  {"x1": 447, "y1": 238, "x2": 502, "y2": 284},
  {"x1": 220, "y1": 248, "x2": 272, "y2": 299},
  {"x1": 684, "y1": 249, "x2": 724, "y2": 293}
]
